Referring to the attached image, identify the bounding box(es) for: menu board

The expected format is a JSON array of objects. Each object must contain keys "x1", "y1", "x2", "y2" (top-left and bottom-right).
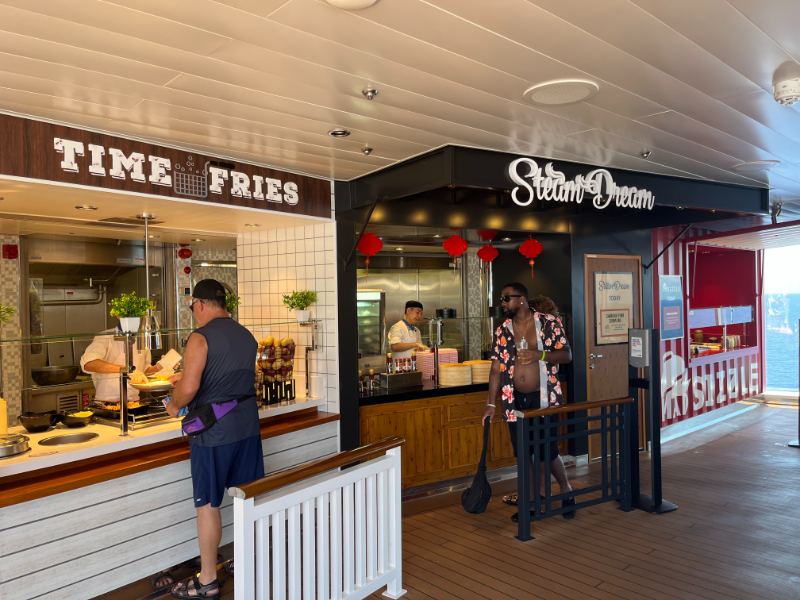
[
  {"x1": 595, "y1": 272, "x2": 635, "y2": 345},
  {"x1": 660, "y1": 275, "x2": 684, "y2": 341}
]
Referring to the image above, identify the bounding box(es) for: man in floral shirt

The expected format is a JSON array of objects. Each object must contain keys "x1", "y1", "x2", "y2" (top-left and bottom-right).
[{"x1": 482, "y1": 283, "x2": 575, "y2": 520}]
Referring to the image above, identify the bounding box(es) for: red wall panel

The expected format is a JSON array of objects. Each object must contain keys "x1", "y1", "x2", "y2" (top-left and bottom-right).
[{"x1": 653, "y1": 226, "x2": 764, "y2": 427}]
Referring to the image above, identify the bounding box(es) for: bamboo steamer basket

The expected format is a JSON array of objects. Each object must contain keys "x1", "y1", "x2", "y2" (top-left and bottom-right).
[
  {"x1": 439, "y1": 363, "x2": 472, "y2": 387},
  {"x1": 464, "y1": 360, "x2": 492, "y2": 383}
]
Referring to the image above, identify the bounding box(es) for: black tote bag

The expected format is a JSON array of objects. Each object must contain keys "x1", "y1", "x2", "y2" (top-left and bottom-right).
[{"x1": 461, "y1": 419, "x2": 492, "y2": 514}]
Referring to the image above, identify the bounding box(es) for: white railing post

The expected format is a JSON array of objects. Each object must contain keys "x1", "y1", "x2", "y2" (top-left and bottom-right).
[
  {"x1": 232, "y1": 439, "x2": 406, "y2": 600},
  {"x1": 383, "y1": 446, "x2": 407, "y2": 599},
  {"x1": 234, "y1": 496, "x2": 256, "y2": 600}
]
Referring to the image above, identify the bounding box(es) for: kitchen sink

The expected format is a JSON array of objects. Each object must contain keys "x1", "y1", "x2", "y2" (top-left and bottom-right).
[{"x1": 38, "y1": 432, "x2": 99, "y2": 446}]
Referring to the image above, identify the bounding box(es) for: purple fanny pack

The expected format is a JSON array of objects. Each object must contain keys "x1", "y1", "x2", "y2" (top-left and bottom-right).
[{"x1": 181, "y1": 395, "x2": 255, "y2": 437}]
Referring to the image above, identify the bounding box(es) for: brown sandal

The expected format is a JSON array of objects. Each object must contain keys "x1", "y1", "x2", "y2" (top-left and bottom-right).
[
  {"x1": 171, "y1": 573, "x2": 220, "y2": 599},
  {"x1": 502, "y1": 494, "x2": 518, "y2": 506}
]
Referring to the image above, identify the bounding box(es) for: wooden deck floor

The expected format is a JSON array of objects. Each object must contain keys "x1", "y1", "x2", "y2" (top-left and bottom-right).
[
  {"x1": 102, "y1": 401, "x2": 800, "y2": 599},
  {"x1": 366, "y1": 401, "x2": 800, "y2": 600}
]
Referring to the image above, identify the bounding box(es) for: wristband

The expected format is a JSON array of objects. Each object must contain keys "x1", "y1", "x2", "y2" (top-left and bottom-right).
[{"x1": 541, "y1": 350, "x2": 546, "y2": 362}]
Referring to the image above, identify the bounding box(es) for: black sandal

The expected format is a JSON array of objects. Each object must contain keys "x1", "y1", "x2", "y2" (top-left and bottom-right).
[
  {"x1": 171, "y1": 573, "x2": 220, "y2": 600},
  {"x1": 502, "y1": 494, "x2": 518, "y2": 506},
  {"x1": 150, "y1": 570, "x2": 175, "y2": 591},
  {"x1": 562, "y1": 497, "x2": 576, "y2": 520}
]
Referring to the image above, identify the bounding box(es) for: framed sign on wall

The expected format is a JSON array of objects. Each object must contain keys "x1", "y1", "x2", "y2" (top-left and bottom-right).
[{"x1": 594, "y1": 271, "x2": 634, "y2": 345}]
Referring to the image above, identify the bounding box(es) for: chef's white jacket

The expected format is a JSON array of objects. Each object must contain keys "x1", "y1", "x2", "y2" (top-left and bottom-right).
[
  {"x1": 79, "y1": 328, "x2": 151, "y2": 401},
  {"x1": 388, "y1": 319, "x2": 422, "y2": 360}
]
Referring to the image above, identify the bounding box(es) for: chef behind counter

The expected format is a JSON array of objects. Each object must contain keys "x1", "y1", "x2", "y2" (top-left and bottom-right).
[
  {"x1": 387, "y1": 301, "x2": 430, "y2": 360},
  {"x1": 80, "y1": 317, "x2": 178, "y2": 402}
]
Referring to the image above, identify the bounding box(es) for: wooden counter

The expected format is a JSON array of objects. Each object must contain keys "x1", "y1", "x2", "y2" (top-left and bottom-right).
[
  {"x1": 0, "y1": 408, "x2": 339, "y2": 508},
  {"x1": 0, "y1": 407, "x2": 340, "y2": 600},
  {"x1": 359, "y1": 384, "x2": 568, "y2": 488}
]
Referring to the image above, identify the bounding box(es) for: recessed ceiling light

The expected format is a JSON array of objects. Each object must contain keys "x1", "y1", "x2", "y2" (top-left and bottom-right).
[
  {"x1": 362, "y1": 87, "x2": 378, "y2": 100},
  {"x1": 433, "y1": 234, "x2": 442, "y2": 238},
  {"x1": 245, "y1": 224, "x2": 261, "y2": 227},
  {"x1": 192, "y1": 238, "x2": 206, "y2": 242},
  {"x1": 75, "y1": 205, "x2": 98, "y2": 211},
  {"x1": 328, "y1": 128, "x2": 351, "y2": 138},
  {"x1": 396, "y1": 247, "x2": 404, "y2": 251},
  {"x1": 523, "y1": 79, "x2": 600, "y2": 106},
  {"x1": 502, "y1": 237, "x2": 511, "y2": 241},
  {"x1": 361, "y1": 147, "x2": 373, "y2": 155},
  {"x1": 731, "y1": 160, "x2": 781, "y2": 172},
  {"x1": 326, "y1": 0, "x2": 378, "y2": 9}
]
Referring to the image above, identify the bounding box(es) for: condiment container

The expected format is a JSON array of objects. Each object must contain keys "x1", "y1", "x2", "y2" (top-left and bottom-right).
[
  {"x1": 368, "y1": 369, "x2": 375, "y2": 392},
  {"x1": 386, "y1": 352, "x2": 393, "y2": 373},
  {"x1": 693, "y1": 329, "x2": 704, "y2": 343}
]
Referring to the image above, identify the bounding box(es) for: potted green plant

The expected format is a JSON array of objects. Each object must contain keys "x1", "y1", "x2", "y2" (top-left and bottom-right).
[
  {"x1": 282, "y1": 290, "x2": 318, "y2": 322},
  {"x1": 109, "y1": 292, "x2": 155, "y2": 332},
  {"x1": 226, "y1": 292, "x2": 241, "y2": 316}
]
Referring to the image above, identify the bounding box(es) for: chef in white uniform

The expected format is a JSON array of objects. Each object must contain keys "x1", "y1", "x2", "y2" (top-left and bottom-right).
[
  {"x1": 388, "y1": 301, "x2": 429, "y2": 360},
  {"x1": 80, "y1": 321, "x2": 165, "y2": 402}
]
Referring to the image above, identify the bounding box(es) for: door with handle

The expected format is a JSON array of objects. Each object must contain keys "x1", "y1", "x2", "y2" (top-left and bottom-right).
[{"x1": 585, "y1": 254, "x2": 643, "y2": 459}]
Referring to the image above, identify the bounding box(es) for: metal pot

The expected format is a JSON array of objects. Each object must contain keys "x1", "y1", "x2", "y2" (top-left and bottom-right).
[
  {"x1": 0, "y1": 434, "x2": 30, "y2": 458},
  {"x1": 31, "y1": 365, "x2": 80, "y2": 386}
]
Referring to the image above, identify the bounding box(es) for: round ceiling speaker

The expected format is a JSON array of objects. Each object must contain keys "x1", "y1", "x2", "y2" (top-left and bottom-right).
[
  {"x1": 523, "y1": 79, "x2": 600, "y2": 106},
  {"x1": 326, "y1": 0, "x2": 379, "y2": 9},
  {"x1": 731, "y1": 160, "x2": 781, "y2": 172}
]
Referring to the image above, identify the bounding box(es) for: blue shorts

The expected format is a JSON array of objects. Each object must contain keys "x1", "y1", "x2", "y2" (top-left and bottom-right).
[{"x1": 190, "y1": 435, "x2": 265, "y2": 508}]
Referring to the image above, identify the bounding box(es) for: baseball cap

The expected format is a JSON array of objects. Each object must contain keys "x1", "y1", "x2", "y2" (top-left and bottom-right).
[{"x1": 191, "y1": 279, "x2": 227, "y2": 300}]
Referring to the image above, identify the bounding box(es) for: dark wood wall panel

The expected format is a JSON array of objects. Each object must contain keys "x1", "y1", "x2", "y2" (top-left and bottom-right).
[{"x1": 0, "y1": 114, "x2": 331, "y2": 218}]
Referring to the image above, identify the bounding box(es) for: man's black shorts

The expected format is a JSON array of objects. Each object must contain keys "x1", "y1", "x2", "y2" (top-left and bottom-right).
[{"x1": 507, "y1": 390, "x2": 560, "y2": 461}]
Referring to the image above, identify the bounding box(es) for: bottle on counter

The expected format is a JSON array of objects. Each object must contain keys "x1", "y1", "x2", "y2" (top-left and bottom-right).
[
  {"x1": 404, "y1": 358, "x2": 411, "y2": 373},
  {"x1": 386, "y1": 352, "x2": 393, "y2": 374},
  {"x1": 0, "y1": 397, "x2": 7, "y2": 435},
  {"x1": 411, "y1": 350, "x2": 417, "y2": 371},
  {"x1": 368, "y1": 369, "x2": 375, "y2": 393},
  {"x1": 395, "y1": 358, "x2": 402, "y2": 373},
  {"x1": 358, "y1": 370, "x2": 364, "y2": 394}
]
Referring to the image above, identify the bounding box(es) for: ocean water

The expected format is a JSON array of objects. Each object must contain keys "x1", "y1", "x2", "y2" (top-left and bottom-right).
[{"x1": 765, "y1": 294, "x2": 800, "y2": 391}]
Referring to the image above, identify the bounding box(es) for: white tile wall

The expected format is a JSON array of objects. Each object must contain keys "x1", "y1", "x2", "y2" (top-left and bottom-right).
[{"x1": 236, "y1": 221, "x2": 339, "y2": 414}]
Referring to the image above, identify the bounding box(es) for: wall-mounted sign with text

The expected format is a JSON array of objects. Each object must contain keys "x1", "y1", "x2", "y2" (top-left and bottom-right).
[
  {"x1": 594, "y1": 271, "x2": 635, "y2": 345},
  {"x1": 0, "y1": 114, "x2": 330, "y2": 218},
  {"x1": 659, "y1": 275, "x2": 684, "y2": 341},
  {"x1": 508, "y1": 158, "x2": 655, "y2": 211}
]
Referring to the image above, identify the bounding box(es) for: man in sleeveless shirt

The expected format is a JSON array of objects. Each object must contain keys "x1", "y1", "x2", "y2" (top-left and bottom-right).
[{"x1": 166, "y1": 279, "x2": 264, "y2": 600}]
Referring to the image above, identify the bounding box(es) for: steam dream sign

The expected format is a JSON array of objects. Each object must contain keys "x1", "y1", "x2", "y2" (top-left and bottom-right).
[
  {"x1": 508, "y1": 158, "x2": 655, "y2": 211},
  {"x1": 595, "y1": 272, "x2": 634, "y2": 345},
  {"x1": 660, "y1": 276, "x2": 684, "y2": 341}
]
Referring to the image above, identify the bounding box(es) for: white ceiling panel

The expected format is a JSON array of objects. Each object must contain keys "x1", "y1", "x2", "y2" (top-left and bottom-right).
[{"x1": 0, "y1": 0, "x2": 798, "y2": 213}]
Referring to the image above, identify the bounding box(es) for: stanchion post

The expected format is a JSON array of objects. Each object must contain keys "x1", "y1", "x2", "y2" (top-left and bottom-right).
[
  {"x1": 789, "y1": 318, "x2": 800, "y2": 447},
  {"x1": 516, "y1": 413, "x2": 533, "y2": 542}
]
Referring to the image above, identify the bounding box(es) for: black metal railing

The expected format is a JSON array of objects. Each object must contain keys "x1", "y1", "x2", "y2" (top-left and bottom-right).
[{"x1": 515, "y1": 396, "x2": 635, "y2": 541}]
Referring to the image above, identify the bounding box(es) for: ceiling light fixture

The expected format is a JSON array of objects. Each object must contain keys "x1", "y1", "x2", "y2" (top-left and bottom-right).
[
  {"x1": 396, "y1": 247, "x2": 404, "y2": 251},
  {"x1": 326, "y1": 0, "x2": 378, "y2": 9},
  {"x1": 328, "y1": 128, "x2": 351, "y2": 138},
  {"x1": 245, "y1": 224, "x2": 261, "y2": 227},
  {"x1": 192, "y1": 238, "x2": 206, "y2": 242},
  {"x1": 641, "y1": 150, "x2": 652, "y2": 159},
  {"x1": 523, "y1": 79, "x2": 600, "y2": 106},
  {"x1": 433, "y1": 234, "x2": 442, "y2": 238},
  {"x1": 75, "y1": 205, "x2": 98, "y2": 211},
  {"x1": 362, "y1": 87, "x2": 378, "y2": 100},
  {"x1": 731, "y1": 160, "x2": 781, "y2": 172},
  {"x1": 0, "y1": 197, "x2": 4, "y2": 200},
  {"x1": 361, "y1": 147, "x2": 373, "y2": 155},
  {"x1": 502, "y1": 237, "x2": 511, "y2": 241}
]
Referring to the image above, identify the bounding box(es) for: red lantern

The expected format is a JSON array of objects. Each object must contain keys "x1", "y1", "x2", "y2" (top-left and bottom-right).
[
  {"x1": 477, "y1": 230, "x2": 498, "y2": 242},
  {"x1": 177, "y1": 248, "x2": 193, "y2": 260},
  {"x1": 519, "y1": 238, "x2": 543, "y2": 278},
  {"x1": 357, "y1": 232, "x2": 383, "y2": 282},
  {"x1": 443, "y1": 234, "x2": 469, "y2": 280},
  {"x1": 476, "y1": 244, "x2": 499, "y2": 263}
]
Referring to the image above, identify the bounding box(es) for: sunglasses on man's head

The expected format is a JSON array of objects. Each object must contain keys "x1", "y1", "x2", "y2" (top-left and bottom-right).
[{"x1": 500, "y1": 294, "x2": 523, "y2": 302}]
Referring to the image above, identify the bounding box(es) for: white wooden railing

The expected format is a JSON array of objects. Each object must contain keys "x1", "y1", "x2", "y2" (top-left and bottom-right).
[{"x1": 230, "y1": 437, "x2": 406, "y2": 600}]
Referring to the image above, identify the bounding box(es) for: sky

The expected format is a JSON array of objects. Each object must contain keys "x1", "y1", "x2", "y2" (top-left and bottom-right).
[{"x1": 765, "y1": 247, "x2": 800, "y2": 294}]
